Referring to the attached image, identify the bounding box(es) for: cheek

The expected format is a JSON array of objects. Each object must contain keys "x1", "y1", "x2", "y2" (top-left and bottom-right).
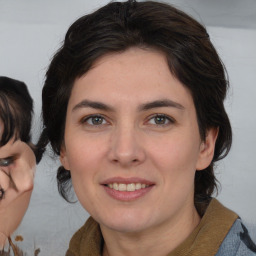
[
  {"x1": 65, "y1": 140, "x2": 104, "y2": 214},
  {"x1": 147, "y1": 132, "x2": 200, "y2": 192},
  {"x1": 65, "y1": 134, "x2": 105, "y2": 167},
  {"x1": 64, "y1": 135, "x2": 109, "y2": 192},
  {"x1": 150, "y1": 135, "x2": 200, "y2": 169}
]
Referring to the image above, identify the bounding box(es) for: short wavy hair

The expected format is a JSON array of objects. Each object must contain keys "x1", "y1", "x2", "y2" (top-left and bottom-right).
[{"x1": 39, "y1": 0, "x2": 232, "y2": 205}]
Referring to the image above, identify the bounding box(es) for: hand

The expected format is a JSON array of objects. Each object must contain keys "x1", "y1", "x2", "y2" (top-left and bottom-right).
[{"x1": 0, "y1": 140, "x2": 36, "y2": 247}]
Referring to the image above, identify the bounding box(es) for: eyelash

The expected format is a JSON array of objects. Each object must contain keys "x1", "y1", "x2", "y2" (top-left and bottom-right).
[
  {"x1": 0, "y1": 156, "x2": 15, "y2": 167},
  {"x1": 81, "y1": 114, "x2": 108, "y2": 126},
  {"x1": 80, "y1": 114, "x2": 175, "y2": 128},
  {"x1": 146, "y1": 114, "x2": 175, "y2": 126}
]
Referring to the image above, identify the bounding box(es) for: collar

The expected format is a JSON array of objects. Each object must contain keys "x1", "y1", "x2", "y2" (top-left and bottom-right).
[{"x1": 66, "y1": 198, "x2": 238, "y2": 256}]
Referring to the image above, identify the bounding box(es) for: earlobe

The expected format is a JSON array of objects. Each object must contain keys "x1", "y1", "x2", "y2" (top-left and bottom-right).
[
  {"x1": 60, "y1": 145, "x2": 70, "y2": 171},
  {"x1": 196, "y1": 127, "x2": 219, "y2": 171}
]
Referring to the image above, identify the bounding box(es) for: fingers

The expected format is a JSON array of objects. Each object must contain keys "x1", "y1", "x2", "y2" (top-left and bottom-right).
[
  {"x1": 0, "y1": 140, "x2": 35, "y2": 207},
  {"x1": 0, "y1": 139, "x2": 36, "y2": 240},
  {"x1": 0, "y1": 190, "x2": 32, "y2": 240},
  {"x1": 0, "y1": 140, "x2": 36, "y2": 193}
]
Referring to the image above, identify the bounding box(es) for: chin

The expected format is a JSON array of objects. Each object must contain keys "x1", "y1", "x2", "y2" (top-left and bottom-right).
[
  {"x1": 106, "y1": 221, "x2": 148, "y2": 233},
  {"x1": 97, "y1": 210, "x2": 153, "y2": 234}
]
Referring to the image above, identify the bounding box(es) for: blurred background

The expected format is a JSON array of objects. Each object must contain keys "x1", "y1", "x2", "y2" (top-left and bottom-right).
[{"x1": 0, "y1": 0, "x2": 256, "y2": 255}]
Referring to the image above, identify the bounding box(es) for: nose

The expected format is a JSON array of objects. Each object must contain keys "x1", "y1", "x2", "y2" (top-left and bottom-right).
[{"x1": 108, "y1": 125, "x2": 146, "y2": 167}]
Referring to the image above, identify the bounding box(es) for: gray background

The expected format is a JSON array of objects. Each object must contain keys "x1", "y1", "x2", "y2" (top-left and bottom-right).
[{"x1": 0, "y1": 0, "x2": 256, "y2": 255}]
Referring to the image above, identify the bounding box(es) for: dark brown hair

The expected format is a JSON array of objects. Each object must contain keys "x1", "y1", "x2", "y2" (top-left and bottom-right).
[
  {"x1": 0, "y1": 76, "x2": 33, "y2": 146},
  {"x1": 39, "y1": 0, "x2": 232, "y2": 204}
]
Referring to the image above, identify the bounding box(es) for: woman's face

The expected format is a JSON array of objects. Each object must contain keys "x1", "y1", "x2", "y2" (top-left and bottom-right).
[{"x1": 61, "y1": 48, "x2": 217, "y2": 234}]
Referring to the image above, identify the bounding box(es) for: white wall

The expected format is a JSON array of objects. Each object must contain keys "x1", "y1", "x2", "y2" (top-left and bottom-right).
[
  {"x1": 0, "y1": 1, "x2": 255, "y2": 255},
  {"x1": 208, "y1": 26, "x2": 256, "y2": 214},
  {"x1": 209, "y1": 27, "x2": 256, "y2": 220}
]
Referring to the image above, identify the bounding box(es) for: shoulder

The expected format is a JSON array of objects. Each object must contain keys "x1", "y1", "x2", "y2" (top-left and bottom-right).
[{"x1": 216, "y1": 219, "x2": 256, "y2": 256}]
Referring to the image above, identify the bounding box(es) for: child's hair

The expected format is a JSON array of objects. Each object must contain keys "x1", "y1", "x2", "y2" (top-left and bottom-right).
[{"x1": 0, "y1": 76, "x2": 33, "y2": 147}]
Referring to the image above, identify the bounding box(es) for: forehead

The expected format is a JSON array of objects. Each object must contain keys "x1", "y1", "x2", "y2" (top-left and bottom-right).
[{"x1": 69, "y1": 47, "x2": 194, "y2": 110}]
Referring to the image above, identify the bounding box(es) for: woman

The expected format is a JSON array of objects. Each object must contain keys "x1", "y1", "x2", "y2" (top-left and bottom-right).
[
  {"x1": 39, "y1": 1, "x2": 256, "y2": 255},
  {"x1": 0, "y1": 76, "x2": 36, "y2": 254}
]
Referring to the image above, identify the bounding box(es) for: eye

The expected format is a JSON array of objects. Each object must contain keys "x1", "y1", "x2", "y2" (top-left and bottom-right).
[
  {"x1": 0, "y1": 157, "x2": 14, "y2": 167},
  {"x1": 82, "y1": 115, "x2": 107, "y2": 126},
  {"x1": 147, "y1": 114, "x2": 174, "y2": 126}
]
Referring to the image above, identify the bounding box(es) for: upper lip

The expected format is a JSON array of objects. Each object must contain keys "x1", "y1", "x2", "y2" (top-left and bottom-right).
[{"x1": 101, "y1": 177, "x2": 154, "y2": 185}]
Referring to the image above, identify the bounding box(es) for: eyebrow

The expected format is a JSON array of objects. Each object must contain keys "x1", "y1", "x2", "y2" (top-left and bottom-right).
[
  {"x1": 72, "y1": 99, "x2": 185, "y2": 112},
  {"x1": 72, "y1": 100, "x2": 114, "y2": 112},
  {"x1": 138, "y1": 99, "x2": 185, "y2": 111}
]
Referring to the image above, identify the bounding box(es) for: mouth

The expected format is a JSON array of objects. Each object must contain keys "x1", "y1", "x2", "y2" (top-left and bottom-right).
[
  {"x1": 101, "y1": 178, "x2": 154, "y2": 201},
  {"x1": 104, "y1": 183, "x2": 150, "y2": 192}
]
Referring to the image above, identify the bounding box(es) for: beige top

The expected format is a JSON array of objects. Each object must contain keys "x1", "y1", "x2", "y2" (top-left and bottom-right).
[{"x1": 66, "y1": 198, "x2": 238, "y2": 256}]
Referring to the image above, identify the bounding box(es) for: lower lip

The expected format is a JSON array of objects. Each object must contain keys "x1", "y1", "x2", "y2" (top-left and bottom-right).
[{"x1": 103, "y1": 185, "x2": 154, "y2": 201}]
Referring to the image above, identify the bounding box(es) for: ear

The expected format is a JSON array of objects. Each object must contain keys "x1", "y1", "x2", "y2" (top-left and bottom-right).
[
  {"x1": 60, "y1": 144, "x2": 70, "y2": 171},
  {"x1": 196, "y1": 127, "x2": 219, "y2": 171}
]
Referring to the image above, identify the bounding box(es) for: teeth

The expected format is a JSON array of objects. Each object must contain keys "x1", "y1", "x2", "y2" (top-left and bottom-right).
[
  {"x1": 119, "y1": 184, "x2": 126, "y2": 191},
  {"x1": 135, "y1": 183, "x2": 141, "y2": 190},
  {"x1": 127, "y1": 183, "x2": 135, "y2": 192},
  {"x1": 107, "y1": 183, "x2": 149, "y2": 191},
  {"x1": 113, "y1": 183, "x2": 118, "y2": 190}
]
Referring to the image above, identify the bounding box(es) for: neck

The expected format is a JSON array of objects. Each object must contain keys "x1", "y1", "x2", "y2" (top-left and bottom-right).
[{"x1": 101, "y1": 205, "x2": 200, "y2": 256}]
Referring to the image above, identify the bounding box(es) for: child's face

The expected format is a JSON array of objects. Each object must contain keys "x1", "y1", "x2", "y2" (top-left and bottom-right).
[{"x1": 0, "y1": 119, "x2": 36, "y2": 246}]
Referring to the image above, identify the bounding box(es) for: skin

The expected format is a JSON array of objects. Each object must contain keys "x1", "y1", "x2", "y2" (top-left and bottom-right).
[
  {"x1": 0, "y1": 133, "x2": 35, "y2": 248},
  {"x1": 61, "y1": 47, "x2": 218, "y2": 256}
]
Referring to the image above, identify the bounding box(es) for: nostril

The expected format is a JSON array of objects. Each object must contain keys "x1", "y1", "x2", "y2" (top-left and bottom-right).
[{"x1": 111, "y1": 158, "x2": 139, "y2": 165}]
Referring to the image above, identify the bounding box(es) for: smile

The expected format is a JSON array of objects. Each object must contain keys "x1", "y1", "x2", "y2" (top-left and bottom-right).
[
  {"x1": 107, "y1": 183, "x2": 150, "y2": 192},
  {"x1": 101, "y1": 177, "x2": 154, "y2": 201}
]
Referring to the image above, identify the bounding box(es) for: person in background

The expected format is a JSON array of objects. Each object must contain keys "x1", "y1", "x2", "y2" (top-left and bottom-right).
[
  {"x1": 38, "y1": 1, "x2": 256, "y2": 255},
  {"x1": 0, "y1": 77, "x2": 36, "y2": 255}
]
